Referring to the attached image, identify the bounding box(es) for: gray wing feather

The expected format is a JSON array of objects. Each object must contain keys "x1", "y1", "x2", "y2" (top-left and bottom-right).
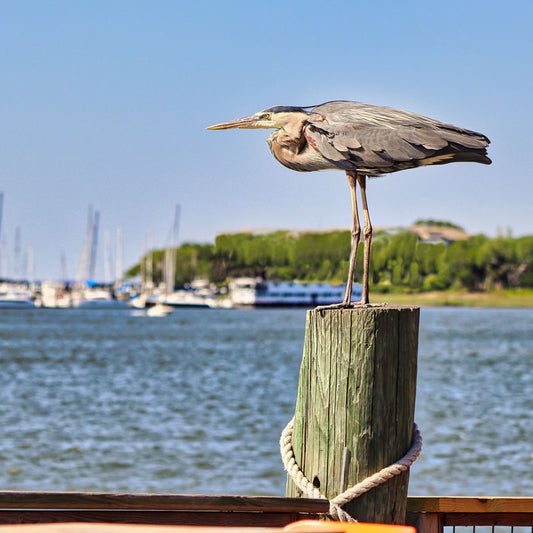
[
  {"x1": 306, "y1": 101, "x2": 490, "y2": 171},
  {"x1": 305, "y1": 125, "x2": 393, "y2": 169}
]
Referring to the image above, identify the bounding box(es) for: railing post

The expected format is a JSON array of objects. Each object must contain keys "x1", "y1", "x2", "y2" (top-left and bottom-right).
[{"x1": 406, "y1": 512, "x2": 444, "y2": 533}]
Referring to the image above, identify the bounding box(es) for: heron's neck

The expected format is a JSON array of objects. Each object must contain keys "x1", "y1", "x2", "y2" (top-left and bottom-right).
[{"x1": 277, "y1": 112, "x2": 308, "y2": 140}]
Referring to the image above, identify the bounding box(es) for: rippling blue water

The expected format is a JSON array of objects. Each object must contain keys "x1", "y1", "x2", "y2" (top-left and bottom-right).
[{"x1": 0, "y1": 307, "x2": 531, "y2": 496}]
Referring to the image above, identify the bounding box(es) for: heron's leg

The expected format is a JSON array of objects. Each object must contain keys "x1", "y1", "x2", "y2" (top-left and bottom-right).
[
  {"x1": 343, "y1": 171, "x2": 361, "y2": 305},
  {"x1": 357, "y1": 174, "x2": 372, "y2": 305}
]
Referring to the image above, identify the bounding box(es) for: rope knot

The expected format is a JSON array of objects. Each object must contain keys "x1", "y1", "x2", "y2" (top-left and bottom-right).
[{"x1": 280, "y1": 417, "x2": 422, "y2": 522}]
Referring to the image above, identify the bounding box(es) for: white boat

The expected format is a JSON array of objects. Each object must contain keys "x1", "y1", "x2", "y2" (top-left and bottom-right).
[
  {"x1": 162, "y1": 289, "x2": 214, "y2": 308},
  {"x1": 129, "y1": 291, "x2": 151, "y2": 309},
  {"x1": 0, "y1": 282, "x2": 35, "y2": 308},
  {"x1": 130, "y1": 302, "x2": 173, "y2": 317},
  {"x1": 228, "y1": 277, "x2": 362, "y2": 307},
  {"x1": 161, "y1": 279, "x2": 218, "y2": 308},
  {"x1": 146, "y1": 303, "x2": 173, "y2": 317},
  {"x1": 73, "y1": 285, "x2": 128, "y2": 309},
  {"x1": 38, "y1": 281, "x2": 73, "y2": 308}
]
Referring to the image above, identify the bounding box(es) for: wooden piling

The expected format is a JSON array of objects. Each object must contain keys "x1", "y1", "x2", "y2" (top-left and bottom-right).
[{"x1": 285, "y1": 305, "x2": 420, "y2": 524}]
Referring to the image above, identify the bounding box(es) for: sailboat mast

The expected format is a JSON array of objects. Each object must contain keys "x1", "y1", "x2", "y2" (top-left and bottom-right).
[
  {"x1": 76, "y1": 206, "x2": 93, "y2": 284},
  {"x1": 88, "y1": 211, "x2": 100, "y2": 281},
  {"x1": 0, "y1": 192, "x2": 3, "y2": 241},
  {"x1": 115, "y1": 227, "x2": 123, "y2": 283},
  {"x1": 14, "y1": 226, "x2": 21, "y2": 280},
  {"x1": 0, "y1": 193, "x2": 3, "y2": 276},
  {"x1": 165, "y1": 205, "x2": 180, "y2": 294},
  {"x1": 103, "y1": 229, "x2": 112, "y2": 283}
]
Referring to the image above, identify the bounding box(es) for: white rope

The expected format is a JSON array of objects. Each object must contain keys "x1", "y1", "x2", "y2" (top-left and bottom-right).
[{"x1": 280, "y1": 416, "x2": 423, "y2": 522}]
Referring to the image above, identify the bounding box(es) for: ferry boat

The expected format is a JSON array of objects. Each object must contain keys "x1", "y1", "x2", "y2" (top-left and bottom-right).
[{"x1": 228, "y1": 277, "x2": 362, "y2": 307}]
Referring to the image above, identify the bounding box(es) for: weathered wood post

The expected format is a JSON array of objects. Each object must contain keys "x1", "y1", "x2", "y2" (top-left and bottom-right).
[{"x1": 285, "y1": 305, "x2": 419, "y2": 524}]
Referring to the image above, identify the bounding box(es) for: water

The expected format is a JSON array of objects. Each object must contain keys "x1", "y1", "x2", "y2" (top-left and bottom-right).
[{"x1": 0, "y1": 307, "x2": 531, "y2": 496}]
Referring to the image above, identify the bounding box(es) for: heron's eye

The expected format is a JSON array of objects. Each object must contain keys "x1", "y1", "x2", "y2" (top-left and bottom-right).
[{"x1": 261, "y1": 113, "x2": 271, "y2": 120}]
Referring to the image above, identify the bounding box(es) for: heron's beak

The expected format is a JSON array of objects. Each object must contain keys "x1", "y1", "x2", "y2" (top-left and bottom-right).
[{"x1": 206, "y1": 115, "x2": 257, "y2": 130}]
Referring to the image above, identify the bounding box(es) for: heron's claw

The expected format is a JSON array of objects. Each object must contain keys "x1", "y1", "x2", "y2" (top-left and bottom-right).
[
  {"x1": 314, "y1": 301, "x2": 385, "y2": 312},
  {"x1": 314, "y1": 301, "x2": 365, "y2": 311}
]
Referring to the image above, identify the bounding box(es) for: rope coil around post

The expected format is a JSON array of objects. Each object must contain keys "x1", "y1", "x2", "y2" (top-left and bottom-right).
[{"x1": 280, "y1": 416, "x2": 423, "y2": 522}]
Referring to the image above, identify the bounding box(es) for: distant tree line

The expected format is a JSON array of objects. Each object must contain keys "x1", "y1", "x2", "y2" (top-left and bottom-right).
[
  {"x1": 412, "y1": 219, "x2": 464, "y2": 229},
  {"x1": 125, "y1": 227, "x2": 533, "y2": 292}
]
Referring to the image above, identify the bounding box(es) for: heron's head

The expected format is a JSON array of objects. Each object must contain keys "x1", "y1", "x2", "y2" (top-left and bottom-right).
[{"x1": 207, "y1": 106, "x2": 309, "y2": 131}]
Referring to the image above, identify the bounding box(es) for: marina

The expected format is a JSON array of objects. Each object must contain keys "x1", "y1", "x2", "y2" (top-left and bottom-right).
[{"x1": 0, "y1": 277, "x2": 363, "y2": 310}]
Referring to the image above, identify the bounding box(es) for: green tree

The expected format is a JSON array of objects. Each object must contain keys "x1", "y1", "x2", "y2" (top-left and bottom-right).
[{"x1": 124, "y1": 228, "x2": 533, "y2": 292}]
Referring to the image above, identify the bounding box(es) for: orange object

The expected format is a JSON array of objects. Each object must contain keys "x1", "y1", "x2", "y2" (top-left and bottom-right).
[{"x1": 284, "y1": 520, "x2": 415, "y2": 533}]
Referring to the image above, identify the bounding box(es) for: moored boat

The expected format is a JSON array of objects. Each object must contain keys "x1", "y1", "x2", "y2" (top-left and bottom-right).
[
  {"x1": 72, "y1": 283, "x2": 128, "y2": 309},
  {"x1": 228, "y1": 277, "x2": 362, "y2": 307},
  {"x1": 0, "y1": 281, "x2": 35, "y2": 308}
]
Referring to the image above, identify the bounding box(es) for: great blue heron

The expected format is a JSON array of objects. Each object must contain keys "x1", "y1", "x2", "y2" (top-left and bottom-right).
[{"x1": 207, "y1": 100, "x2": 491, "y2": 306}]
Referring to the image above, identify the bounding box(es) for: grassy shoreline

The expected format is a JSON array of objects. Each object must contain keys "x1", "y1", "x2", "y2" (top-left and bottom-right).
[{"x1": 370, "y1": 289, "x2": 533, "y2": 307}]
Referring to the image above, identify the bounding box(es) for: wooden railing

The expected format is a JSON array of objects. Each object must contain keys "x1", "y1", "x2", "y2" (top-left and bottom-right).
[
  {"x1": 0, "y1": 492, "x2": 531, "y2": 532},
  {"x1": 0, "y1": 492, "x2": 328, "y2": 527},
  {"x1": 406, "y1": 497, "x2": 533, "y2": 533}
]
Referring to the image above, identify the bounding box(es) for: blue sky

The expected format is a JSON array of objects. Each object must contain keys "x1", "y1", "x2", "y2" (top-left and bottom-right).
[{"x1": 1, "y1": 0, "x2": 531, "y2": 280}]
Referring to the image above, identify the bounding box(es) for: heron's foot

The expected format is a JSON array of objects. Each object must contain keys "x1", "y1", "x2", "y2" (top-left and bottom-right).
[
  {"x1": 314, "y1": 301, "x2": 386, "y2": 311},
  {"x1": 314, "y1": 302, "x2": 350, "y2": 311},
  {"x1": 315, "y1": 301, "x2": 367, "y2": 311}
]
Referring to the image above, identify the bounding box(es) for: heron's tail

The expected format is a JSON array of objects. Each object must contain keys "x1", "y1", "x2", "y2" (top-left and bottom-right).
[
  {"x1": 417, "y1": 150, "x2": 491, "y2": 167},
  {"x1": 427, "y1": 126, "x2": 492, "y2": 166}
]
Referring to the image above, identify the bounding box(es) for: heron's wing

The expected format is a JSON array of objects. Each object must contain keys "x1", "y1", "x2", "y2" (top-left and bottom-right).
[{"x1": 305, "y1": 101, "x2": 490, "y2": 173}]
